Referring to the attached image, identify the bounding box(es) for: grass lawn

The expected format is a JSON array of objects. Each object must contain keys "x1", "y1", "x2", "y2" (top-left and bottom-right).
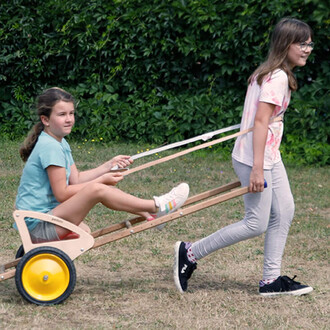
[{"x1": 0, "y1": 139, "x2": 329, "y2": 329}]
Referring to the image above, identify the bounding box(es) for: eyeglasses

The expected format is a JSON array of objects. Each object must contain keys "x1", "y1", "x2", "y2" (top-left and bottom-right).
[{"x1": 299, "y1": 42, "x2": 314, "y2": 51}]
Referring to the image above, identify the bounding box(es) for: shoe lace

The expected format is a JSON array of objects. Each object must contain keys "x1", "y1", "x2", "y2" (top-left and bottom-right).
[{"x1": 281, "y1": 275, "x2": 301, "y2": 288}]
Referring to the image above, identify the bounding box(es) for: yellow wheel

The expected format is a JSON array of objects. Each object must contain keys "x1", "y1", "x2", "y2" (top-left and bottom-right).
[{"x1": 15, "y1": 247, "x2": 76, "y2": 305}]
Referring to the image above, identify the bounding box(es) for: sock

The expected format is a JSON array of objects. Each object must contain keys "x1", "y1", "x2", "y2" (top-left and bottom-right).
[
  {"x1": 185, "y1": 242, "x2": 196, "y2": 263},
  {"x1": 259, "y1": 278, "x2": 277, "y2": 287},
  {"x1": 153, "y1": 197, "x2": 160, "y2": 208}
]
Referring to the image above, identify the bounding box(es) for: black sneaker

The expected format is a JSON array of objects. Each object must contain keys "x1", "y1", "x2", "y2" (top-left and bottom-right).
[
  {"x1": 173, "y1": 241, "x2": 197, "y2": 293},
  {"x1": 259, "y1": 275, "x2": 313, "y2": 296}
]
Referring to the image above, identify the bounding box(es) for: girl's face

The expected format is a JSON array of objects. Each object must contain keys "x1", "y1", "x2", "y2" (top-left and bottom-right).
[
  {"x1": 41, "y1": 101, "x2": 75, "y2": 142},
  {"x1": 286, "y1": 37, "x2": 313, "y2": 69}
]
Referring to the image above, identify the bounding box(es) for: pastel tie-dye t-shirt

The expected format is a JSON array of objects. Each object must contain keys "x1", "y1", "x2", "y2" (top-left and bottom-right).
[{"x1": 232, "y1": 69, "x2": 291, "y2": 169}]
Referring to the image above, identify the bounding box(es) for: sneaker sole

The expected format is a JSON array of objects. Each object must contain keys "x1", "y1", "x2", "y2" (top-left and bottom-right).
[
  {"x1": 173, "y1": 241, "x2": 184, "y2": 293},
  {"x1": 259, "y1": 286, "x2": 313, "y2": 297}
]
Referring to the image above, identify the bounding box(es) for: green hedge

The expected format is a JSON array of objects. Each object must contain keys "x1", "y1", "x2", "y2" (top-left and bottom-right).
[{"x1": 0, "y1": 0, "x2": 329, "y2": 164}]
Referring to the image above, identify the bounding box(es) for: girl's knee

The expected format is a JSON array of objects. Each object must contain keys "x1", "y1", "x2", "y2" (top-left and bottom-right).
[
  {"x1": 283, "y1": 195, "x2": 295, "y2": 223},
  {"x1": 83, "y1": 182, "x2": 109, "y2": 200},
  {"x1": 245, "y1": 216, "x2": 269, "y2": 236},
  {"x1": 287, "y1": 200, "x2": 295, "y2": 226},
  {"x1": 253, "y1": 223, "x2": 268, "y2": 236}
]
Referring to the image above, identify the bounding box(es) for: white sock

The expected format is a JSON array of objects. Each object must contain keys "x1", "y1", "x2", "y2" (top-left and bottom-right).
[
  {"x1": 260, "y1": 278, "x2": 277, "y2": 286},
  {"x1": 153, "y1": 197, "x2": 160, "y2": 208}
]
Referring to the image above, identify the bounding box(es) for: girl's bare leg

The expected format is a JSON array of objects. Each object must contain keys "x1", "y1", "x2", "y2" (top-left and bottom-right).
[{"x1": 52, "y1": 183, "x2": 156, "y2": 237}]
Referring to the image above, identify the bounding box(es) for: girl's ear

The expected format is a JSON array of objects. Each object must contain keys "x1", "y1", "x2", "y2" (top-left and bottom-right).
[{"x1": 40, "y1": 115, "x2": 49, "y2": 127}]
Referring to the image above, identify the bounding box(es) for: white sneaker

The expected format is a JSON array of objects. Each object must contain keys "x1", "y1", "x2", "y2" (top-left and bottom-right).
[{"x1": 153, "y1": 183, "x2": 189, "y2": 218}]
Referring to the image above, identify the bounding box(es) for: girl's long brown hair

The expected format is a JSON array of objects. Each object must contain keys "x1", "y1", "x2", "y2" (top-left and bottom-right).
[
  {"x1": 249, "y1": 18, "x2": 313, "y2": 91},
  {"x1": 19, "y1": 87, "x2": 74, "y2": 162}
]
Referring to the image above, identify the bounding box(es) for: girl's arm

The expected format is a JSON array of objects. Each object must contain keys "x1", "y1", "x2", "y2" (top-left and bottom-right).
[
  {"x1": 47, "y1": 166, "x2": 124, "y2": 203},
  {"x1": 250, "y1": 101, "x2": 275, "y2": 193},
  {"x1": 69, "y1": 155, "x2": 132, "y2": 184}
]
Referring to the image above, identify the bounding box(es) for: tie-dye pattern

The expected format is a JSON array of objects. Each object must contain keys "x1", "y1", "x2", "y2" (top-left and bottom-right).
[{"x1": 232, "y1": 69, "x2": 291, "y2": 169}]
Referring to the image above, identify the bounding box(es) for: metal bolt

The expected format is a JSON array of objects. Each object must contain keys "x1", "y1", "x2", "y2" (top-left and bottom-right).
[
  {"x1": 80, "y1": 248, "x2": 84, "y2": 252},
  {"x1": 130, "y1": 230, "x2": 134, "y2": 234},
  {"x1": 1, "y1": 276, "x2": 4, "y2": 280},
  {"x1": 43, "y1": 275, "x2": 48, "y2": 281},
  {"x1": 180, "y1": 212, "x2": 183, "y2": 215}
]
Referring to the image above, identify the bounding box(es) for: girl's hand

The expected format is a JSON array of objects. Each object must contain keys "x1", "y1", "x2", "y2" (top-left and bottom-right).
[
  {"x1": 109, "y1": 155, "x2": 133, "y2": 169},
  {"x1": 249, "y1": 167, "x2": 265, "y2": 193},
  {"x1": 101, "y1": 172, "x2": 124, "y2": 186}
]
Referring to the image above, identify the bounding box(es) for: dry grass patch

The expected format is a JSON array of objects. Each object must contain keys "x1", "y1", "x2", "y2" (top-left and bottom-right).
[{"x1": 0, "y1": 140, "x2": 329, "y2": 329}]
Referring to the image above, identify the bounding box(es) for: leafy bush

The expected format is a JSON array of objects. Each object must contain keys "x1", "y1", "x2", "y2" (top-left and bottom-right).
[
  {"x1": 281, "y1": 135, "x2": 330, "y2": 166},
  {"x1": 0, "y1": 0, "x2": 328, "y2": 164}
]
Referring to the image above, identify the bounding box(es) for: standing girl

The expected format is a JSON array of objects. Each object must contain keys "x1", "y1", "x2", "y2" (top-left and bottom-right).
[
  {"x1": 15, "y1": 87, "x2": 189, "y2": 243},
  {"x1": 173, "y1": 18, "x2": 314, "y2": 296}
]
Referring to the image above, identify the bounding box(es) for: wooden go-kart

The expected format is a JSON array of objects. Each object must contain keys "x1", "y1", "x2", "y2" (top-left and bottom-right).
[
  {"x1": 0, "y1": 181, "x2": 248, "y2": 305},
  {"x1": 0, "y1": 122, "x2": 274, "y2": 305}
]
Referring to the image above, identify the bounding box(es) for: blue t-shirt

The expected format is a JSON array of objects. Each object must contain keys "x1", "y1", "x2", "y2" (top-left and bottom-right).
[{"x1": 15, "y1": 131, "x2": 74, "y2": 231}]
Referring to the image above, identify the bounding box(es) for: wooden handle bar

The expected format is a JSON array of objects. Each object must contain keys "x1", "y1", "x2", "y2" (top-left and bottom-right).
[
  {"x1": 123, "y1": 128, "x2": 252, "y2": 176},
  {"x1": 122, "y1": 117, "x2": 282, "y2": 176}
]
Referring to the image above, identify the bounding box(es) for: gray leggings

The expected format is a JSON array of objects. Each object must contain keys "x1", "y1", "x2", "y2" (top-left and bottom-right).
[{"x1": 191, "y1": 159, "x2": 294, "y2": 279}]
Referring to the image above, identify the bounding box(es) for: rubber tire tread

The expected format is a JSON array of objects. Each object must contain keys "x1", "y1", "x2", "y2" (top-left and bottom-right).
[{"x1": 15, "y1": 245, "x2": 25, "y2": 259}]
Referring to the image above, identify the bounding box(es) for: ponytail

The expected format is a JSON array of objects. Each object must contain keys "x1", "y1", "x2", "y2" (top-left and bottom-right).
[{"x1": 19, "y1": 122, "x2": 44, "y2": 162}]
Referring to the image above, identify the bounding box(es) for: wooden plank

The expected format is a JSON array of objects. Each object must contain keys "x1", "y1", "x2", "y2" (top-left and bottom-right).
[
  {"x1": 184, "y1": 181, "x2": 241, "y2": 206},
  {"x1": 91, "y1": 216, "x2": 145, "y2": 238},
  {"x1": 0, "y1": 269, "x2": 16, "y2": 281},
  {"x1": 3, "y1": 258, "x2": 20, "y2": 270}
]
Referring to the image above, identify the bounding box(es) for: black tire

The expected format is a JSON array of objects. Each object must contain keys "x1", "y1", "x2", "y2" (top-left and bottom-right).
[
  {"x1": 15, "y1": 245, "x2": 25, "y2": 259},
  {"x1": 15, "y1": 246, "x2": 76, "y2": 305}
]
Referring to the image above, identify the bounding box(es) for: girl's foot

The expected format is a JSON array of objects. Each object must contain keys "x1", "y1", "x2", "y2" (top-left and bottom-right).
[
  {"x1": 173, "y1": 241, "x2": 197, "y2": 293},
  {"x1": 153, "y1": 183, "x2": 189, "y2": 218},
  {"x1": 151, "y1": 183, "x2": 189, "y2": 230},
  {"x1": 259, "y1": 275, "x2": 313, "y2": 296}
]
